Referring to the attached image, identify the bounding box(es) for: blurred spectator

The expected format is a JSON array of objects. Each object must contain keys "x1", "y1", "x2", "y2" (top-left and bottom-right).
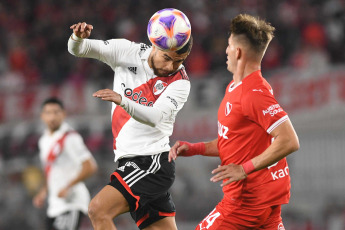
[{"x1": 0, "y1": 0, "x2": 344, "y2": 85}]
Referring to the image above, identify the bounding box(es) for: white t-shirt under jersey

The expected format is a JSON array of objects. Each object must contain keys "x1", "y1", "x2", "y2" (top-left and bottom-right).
[
  {"x1": 38, "y1": 122, "x2": 93, "y2": 217},
  {"x1": 68, "y1": 34, "x2": 191, "y2": 162}
]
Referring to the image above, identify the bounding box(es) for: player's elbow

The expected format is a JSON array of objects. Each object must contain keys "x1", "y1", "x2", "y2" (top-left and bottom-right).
[
  {"x1": 287, "y1": 135, "x2": 300, "y2": 154},
  {"x1": 84, "y1": 158, "x2": 98, "y2": 177},
  {"x1": 91, "y1": 161, "x2": 98, "y2": 174},
  {"x1": 291, "y1": 137, "x2": 300, "y2": 152}
]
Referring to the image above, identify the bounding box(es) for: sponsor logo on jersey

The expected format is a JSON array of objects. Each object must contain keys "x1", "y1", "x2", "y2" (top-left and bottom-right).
[
  {"x1": 218, "y1": 121, "x2": 229, "y2": 139},
  {"x1": 153, "y1": 80, "x2": 168, "y2": 95},
  {"x1": 252, "y1": 89, "x2": 263, "y2": 92},
  {"x1": 103, "y1": 40, "x2": 109, "y2": 45},
  {"x1": 128, "y1": 66, "x2": 137, "y2": 74},
  {"x1": 271, "y1": 166, "x2": 289, "y2": 180},
  {"x1": 225, "y1": 102, "x2": 232, "y2": 116},
  {"x1": 262, "y1": 104, "x2": 283, "y2": 116},
  {"x1": 122, "y1": 83, "x2": 154, "y2": 107}
]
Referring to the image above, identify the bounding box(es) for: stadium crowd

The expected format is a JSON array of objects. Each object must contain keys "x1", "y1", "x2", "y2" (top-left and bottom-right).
[{"x1": 0, "y1": 0, "x2": 344, "y2": 89}]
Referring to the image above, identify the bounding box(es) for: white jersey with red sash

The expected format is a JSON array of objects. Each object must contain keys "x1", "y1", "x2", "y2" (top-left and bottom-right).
[
  {"x1": 38, "y1": 122, "x2": 93, "y2": 217},
  {"x1": 68, "y1": 37, "x2": 191, "y2": 162}
]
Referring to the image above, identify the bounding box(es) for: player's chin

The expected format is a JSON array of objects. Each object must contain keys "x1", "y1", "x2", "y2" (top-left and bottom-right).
[{"x1": 155, "y1": 69, "x2": 173, "y2": 77}]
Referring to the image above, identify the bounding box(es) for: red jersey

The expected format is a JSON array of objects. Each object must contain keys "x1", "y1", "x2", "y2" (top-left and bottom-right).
[{"x1": 217, "y1": 70, "x2": 290, "y2": 210}]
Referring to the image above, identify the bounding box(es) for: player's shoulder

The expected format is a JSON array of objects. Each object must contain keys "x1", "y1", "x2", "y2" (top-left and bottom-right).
[
  {"x1": 64, "y1": 130, "x2": 81, "y2": 140},
  {"x1": 138, "y1": 42, "x2": 151, "y2": 53},
  {"x1": 38, "y1": 134, "x2": 46, "y2": 147},
  {"x1": 242, "y1": 72, "x2": 273, "y2": 97},
  {"x1": 105, "y1": 39, "x2": 143, "y2": 52},
  {"x1": 171, "y1": 67, "x2": 189, "y2": 81}
]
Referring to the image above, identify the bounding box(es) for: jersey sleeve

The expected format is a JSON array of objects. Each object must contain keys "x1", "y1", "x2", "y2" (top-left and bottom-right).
[
  {"x1": 37, "y1": 137, "x2": 45, "y2": 165},
  {"x1": 64, "y1": 132, "x2": 93, "y2": 163},
  {"x1": 120, "y1": 79, "x2": 190, "y2": 128},
  {"x1": 68, "y1": 34, "x2": 133, "y2": 70},
  {"x1": 241, "y1": 88, "x2": 288, "y2": 134}
]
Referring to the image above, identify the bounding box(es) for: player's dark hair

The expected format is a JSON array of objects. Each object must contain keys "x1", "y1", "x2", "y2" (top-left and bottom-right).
[
  {"x1": 176, "y1": 35, "x2": 193, "y2": 55},
  {"x1": 41, "y1": 97, "x2": 64, "y2": 110},
  {"x1": 230, "y1": 14, "x2": 275, "y2": 53}
]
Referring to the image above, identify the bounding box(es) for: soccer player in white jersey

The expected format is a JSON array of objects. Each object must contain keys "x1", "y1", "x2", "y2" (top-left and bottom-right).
[
  {"x1": 67, "y1": 15, "x2": 193, "y2": 230},
  {"x1": 33, "y1": 98, "x2": 98, "y2": 230}
]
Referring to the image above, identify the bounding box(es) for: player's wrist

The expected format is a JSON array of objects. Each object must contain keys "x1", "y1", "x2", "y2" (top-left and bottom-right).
[
  {"x1": 71, "y1": 33, "x2": 83, "y2": 41},
  {"x1": 179, "y1": 141, "x2": 206, "y2": 156},
  {"x1": 242, "y1": 160, "x2": 255, "y2": 175}
]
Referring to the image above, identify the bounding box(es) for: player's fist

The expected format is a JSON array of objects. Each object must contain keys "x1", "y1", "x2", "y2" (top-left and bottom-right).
[{"x1": 70, "y1": 22, "x2": 93, "y2": 39}]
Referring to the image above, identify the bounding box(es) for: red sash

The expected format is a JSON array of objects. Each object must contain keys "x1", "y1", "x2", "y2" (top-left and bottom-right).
[{"x1": 44, "y1": 131, "x2": 73, "y2": 177}]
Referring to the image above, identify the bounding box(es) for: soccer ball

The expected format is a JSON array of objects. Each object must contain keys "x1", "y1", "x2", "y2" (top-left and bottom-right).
[{"x1": 147, "y1": 8, "x2": 191, "y2": 51}]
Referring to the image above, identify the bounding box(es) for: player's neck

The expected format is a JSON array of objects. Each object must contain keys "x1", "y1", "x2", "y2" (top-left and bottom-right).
[{"x1": 233, "y1": 61, "x2": 261, "y2": 84}]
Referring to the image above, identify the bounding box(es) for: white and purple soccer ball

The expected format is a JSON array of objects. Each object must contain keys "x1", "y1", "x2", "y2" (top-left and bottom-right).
[{"x1": 147, "y1": 8, "x2": 191, "y2": 51}]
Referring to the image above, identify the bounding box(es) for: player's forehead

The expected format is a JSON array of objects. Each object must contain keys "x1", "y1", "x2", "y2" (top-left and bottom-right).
[
  {"x1": 161, "y1": 49, "x2": 188, "y2": 61},
  {"x1": 228, "y1": 34, "x2": 234, "y2": 44},
  {"x1": 42, "y1": 103, "x2": 63, "y2": 111}
]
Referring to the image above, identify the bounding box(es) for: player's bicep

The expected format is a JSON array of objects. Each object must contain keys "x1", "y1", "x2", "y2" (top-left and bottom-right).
[{"x1": 98, "y1": 39, "x2": 133, "y2": 68}]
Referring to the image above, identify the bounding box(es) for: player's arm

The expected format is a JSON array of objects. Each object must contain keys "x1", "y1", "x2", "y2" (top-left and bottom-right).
[
  {"x1": 33, "y1": 143, "x2": 48, "y2": 208},
  {"x1": 58, "y1": 133, "x2": 98, "y2": 198},
  {"x1": 93, "y1": 80, "x2": 190, "y2": 127},
  {"x1": 68, "y1": 22, "x2": 131, "y2": 68},
  {"x1": 58, "y1": 158, "x2": 98, "y2": 198},
  {"x1": 211, "y1": 118, "x2": 299, "y2": 187},
  {"x1": 33, "y1": 178, "x2": 47, "y2": 208},
  {"x1": 168, "y1": 138, "x2": 219, "y2": 162},
  {"x1": 248, "y1": 119, "x2": 299, "y2": 172}
]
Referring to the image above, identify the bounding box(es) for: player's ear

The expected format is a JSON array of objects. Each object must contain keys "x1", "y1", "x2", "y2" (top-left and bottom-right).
[{"x1": 236, "y1": 47, "x2": 241, "y2": 60}]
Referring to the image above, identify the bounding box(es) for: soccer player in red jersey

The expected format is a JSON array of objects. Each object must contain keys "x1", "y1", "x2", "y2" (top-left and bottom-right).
[{"x1": 169, "y1": 14, "x2": 300, "y2": 229}]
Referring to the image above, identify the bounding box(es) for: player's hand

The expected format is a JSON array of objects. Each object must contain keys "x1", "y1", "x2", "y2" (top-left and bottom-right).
[
  {"x1": 70, "y1": 22, "x2": 93, "y2": 39},
  {"x1": 58, "y1": 187, "x2": 70, "y2": 198},
  {"x1": 32, "y1": 189, "x2": 47, "y2": 208},
  {"x1": 93, "y1": 89, "x2": 122, "y2": 105},
  {"x1": 168, "y1": 141, "x2": 189, "y2": 162},
  {"x1": 210, "y1": 163, "x2": 247, "y2": 187}
]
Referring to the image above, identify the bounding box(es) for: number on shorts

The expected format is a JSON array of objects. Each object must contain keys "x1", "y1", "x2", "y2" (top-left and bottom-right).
[{"x1": 199, "y1": 208, "x2": 221, "y2": 229}]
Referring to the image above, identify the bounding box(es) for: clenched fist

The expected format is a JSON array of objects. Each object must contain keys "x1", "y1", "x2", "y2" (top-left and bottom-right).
[{"x1": 70, "y1": 22, "x2": 93, "y2": 39}]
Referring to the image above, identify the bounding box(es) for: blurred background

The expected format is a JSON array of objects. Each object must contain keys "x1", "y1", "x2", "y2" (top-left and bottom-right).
[{"x1": 1, "y1": 0, "x2": 345, "y2": 229}]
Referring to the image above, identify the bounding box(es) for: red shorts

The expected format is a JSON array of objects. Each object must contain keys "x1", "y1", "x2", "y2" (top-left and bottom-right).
[{"x1": 195, "y1": 201, "x2": 285, "y2": 230}]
